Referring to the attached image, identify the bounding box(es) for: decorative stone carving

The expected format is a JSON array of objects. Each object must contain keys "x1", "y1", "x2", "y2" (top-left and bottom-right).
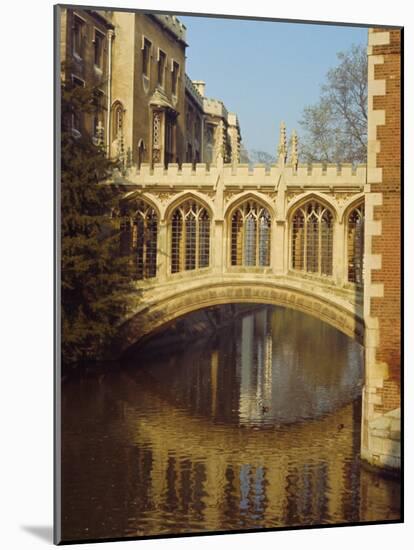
[
  {"x1": 277, "y1": 121, "x2": 287, "y2": 166},
  {"x1": 290, "y1": 130, "x2": 298, "y2": 170},
  {"x1": 152, "y1": 111, "x2": 162, "y2": 164},
  {"x1": 152, "y1": 191, "x2": 176, "y2": 203}
]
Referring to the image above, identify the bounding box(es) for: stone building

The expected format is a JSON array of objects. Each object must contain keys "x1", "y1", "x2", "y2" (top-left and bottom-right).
[
  {"x1": 59, "y1": 8, "x2": 114, "y2": 145},
  {"x1": 184, "y1": 75, "x2": 204, "y2": 164},
  {"x1": 184, "y1": 78, "x2": 242, "y2": 166},
  {"x1": 59, "y1": 7, "x2": 242, "y2": 168},
  {"x1": 192, "y1": 80, "x2": 241, "y2": 164},
  {"x1": 108, "y1": 13, "x2": 188, "y2": 168}
]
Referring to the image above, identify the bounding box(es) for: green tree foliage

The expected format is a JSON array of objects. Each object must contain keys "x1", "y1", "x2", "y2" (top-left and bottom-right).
[
  {"x1": 299, "y1": 44, "x2": 368, "y2": 164},
  {"x1": 60, "y1": 79, "x2": 136, "y2": 365}
]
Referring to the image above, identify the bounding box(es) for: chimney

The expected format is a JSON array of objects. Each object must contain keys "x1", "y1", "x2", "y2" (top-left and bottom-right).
[{"x1": 192, "y1": 80, "x2": 206, "y2": 97}]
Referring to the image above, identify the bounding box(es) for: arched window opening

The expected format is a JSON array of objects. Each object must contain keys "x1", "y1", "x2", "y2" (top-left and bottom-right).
[
  {"x1": 291, "y1": 201, "x2": 333, "y2": 276},
  {"x1": 230, "y1": 201, "x2": 271, "y2": 267},
  {"x1": 112, "y1": 102, "x2": 124, "y2": 141},
  {"x1": 347, "y1": 203, "x2": 365, "y2": 285},
  {"x1": 171, "y1": 200, "x2": 210, "y2": 273},
  {"x1": 137, "y1": 140, "x2": 145, "y2": 169},
  {"x1": 120, "y1": 200, "x2": 158, "y2": 279}
]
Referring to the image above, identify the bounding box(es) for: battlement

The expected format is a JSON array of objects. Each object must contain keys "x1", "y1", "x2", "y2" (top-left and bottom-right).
[
  {"x1": 184, "y1": 74, "x2": 204, "y2": 109},
  {"x1": 203, "y1": 98, "x2": 228, "y2": 119},
  {"x1": 152, "y1": 14, "x2": 187, "y2": 43},
  {"x1": 109, "y1": 162, "x2": 367, "y2": 189}
]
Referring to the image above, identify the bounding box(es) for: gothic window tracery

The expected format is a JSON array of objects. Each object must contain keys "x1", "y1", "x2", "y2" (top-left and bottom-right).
[
  {"x1": 230, "y1": 201, "x2": 271, "y2": 267},
  {"x1": 291, "y1": 200, "x2": 333, "y2": 276},
  {"x1": 347, "y1": 203, "x2": 365, "y2": 284},
  {"x1": 170, "y1": 200, "x2": 210, "y2": 273},
  {"x1": 120, "y1": 200, "x2": 158, "y2": 279}
]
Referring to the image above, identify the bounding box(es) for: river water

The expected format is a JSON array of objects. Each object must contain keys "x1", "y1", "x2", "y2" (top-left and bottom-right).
[{"x1": 61, "y1": 306, "x2": 401, "y2": 542}]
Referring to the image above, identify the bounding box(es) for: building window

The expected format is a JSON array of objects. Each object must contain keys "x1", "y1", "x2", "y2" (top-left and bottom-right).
[
  {"x1": 137, "y1": 140, "x2": 145, "y2": 168},
  {"x1": 72, "y1": 15, "x2": 85, "y2": 58},
  {"x1": 230, "y1": 201, "x2": 271, "y2": 267},
  {"x1": 142, "y1": 38, "x2": 151, "y2": 78},
  {"x1": 165, "y1": 114, "x2": 176, "y2": 166},
  {"x1": 171, "y1": 200, "x2": 210, "y2": 273},
  {"x1": 172, "y1": 61, "x2": 179, "y2": 96},
  {"x1": 112, "y1": 102, "x2": 124, "y2": 141},
  {"x1": 347, "y1": 203, "x2": 364, "y2": 285},
  {"x1": 94, "y1": 29, "x2": 105, "y2": 69},
  {"x1": 291, "y1": 200, "x2": 334, "y2": 276},
  {"x1": 157, "y1": 49, "x2": 166, "y2": 88},
  {"x1": 120, "y1": 200, "x2": 158, "y2": 279}
]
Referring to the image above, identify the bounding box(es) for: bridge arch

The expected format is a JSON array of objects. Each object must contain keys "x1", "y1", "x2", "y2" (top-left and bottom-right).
[{"x1": 116, "y1": 278, "x2": 364, "y2": 354}]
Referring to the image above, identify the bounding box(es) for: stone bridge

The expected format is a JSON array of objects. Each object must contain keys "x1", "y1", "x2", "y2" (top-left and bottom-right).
[
  {"x1": 107, "y1": 156, "x2": 366, "y2": 353},
  {"x1": 103, "y1": 29, "x2": 401, "y2": 473}
]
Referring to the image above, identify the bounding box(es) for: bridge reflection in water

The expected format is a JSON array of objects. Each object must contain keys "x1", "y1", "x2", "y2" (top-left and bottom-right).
[{"x1": 61, "y1": 306, "x2": 400, "y2": 541}]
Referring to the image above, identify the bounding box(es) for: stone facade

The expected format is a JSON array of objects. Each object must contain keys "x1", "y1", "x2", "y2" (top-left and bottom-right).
[
  {"x1": 59, "y1": 8, "x2": 114, "y2": 144},
  {"x1": 361, "y1": 28, "x2": 401, "y2": 471},
  {"x1": 59, "y1": 7, "x2": 242, "y2": 169},
  {"x1": 109, "y1": 12, "x2": 187, "y2": 168},
  {"x1": 184, "y1": 75, "x2": 204, "y2": 164},
  {"x1": 199, "y1": 87, "x2": 241, "y2": 165},
  {"x1": 107, "y1": 141, "x2": 366, "y2": 353}
]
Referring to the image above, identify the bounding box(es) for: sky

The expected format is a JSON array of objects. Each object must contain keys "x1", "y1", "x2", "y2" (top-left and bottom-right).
[{"x1": 180, "y1": 15, "x2": 368, "y2": 156}]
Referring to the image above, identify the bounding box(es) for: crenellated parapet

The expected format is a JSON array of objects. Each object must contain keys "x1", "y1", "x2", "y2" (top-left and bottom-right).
[{"x1": 107, "y1": 161, "x2": 366, "y2": 190}]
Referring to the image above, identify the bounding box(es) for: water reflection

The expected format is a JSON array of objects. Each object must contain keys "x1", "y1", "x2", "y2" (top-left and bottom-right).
[{"x1": 61, "y1": 306, "x2": 400, "y2": 541}]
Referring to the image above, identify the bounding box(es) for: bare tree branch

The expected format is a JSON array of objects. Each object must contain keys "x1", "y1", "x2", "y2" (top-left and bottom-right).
[{"x1": 299, "y1": 44, "x2": 367, "y2": 164}]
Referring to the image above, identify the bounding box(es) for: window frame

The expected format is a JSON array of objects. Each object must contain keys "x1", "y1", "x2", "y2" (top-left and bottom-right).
[
  {"x1": 157, "y1": 48, "x2": 167, "y2": 89},
  {"x1": 171, "y1": 59, "x2": 180, "y2": 98},
  {"x1": 72, "y1": 13, "x2": 86, "y2": 60},
  {"x1": 93, "y1": 28, "x2": 105, "y2": 70},
  {"x1": 141, "y1": 36, "x2": 152, "y2": 80},
  {"x1": 229, "y1": 200, "x2": 272, "y2": 268},
  {"x1": 290, "y1": 200, "x2": 334, "y2": 277},
  {"x1": 169, "y1": 200, "x2": 211, "y2": 274},
  {"x1": 346, "y1": 202, "x2": 365, "y2": 285}
]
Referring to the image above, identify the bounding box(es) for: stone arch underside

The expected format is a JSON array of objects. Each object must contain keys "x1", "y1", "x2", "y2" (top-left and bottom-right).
[{"x1": 115, "y1": 279, "x2": 364, "y2": 355}]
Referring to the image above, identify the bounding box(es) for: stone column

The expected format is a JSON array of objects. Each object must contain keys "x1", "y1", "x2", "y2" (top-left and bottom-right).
[
  {"x1": 105, "y1": 29, "x2": 114, "y2": 157},
  {"x1": 333, "y1": 220, "x2": 345, "y2": 285},
  {"x1": 273, "y1": 221, "x2": 285, "y2": 274},
  {"x1": 213, "y1": 163, "x2": 225, "y2": 274},
  {"x1": 157, "y1": 220, "x2": 168, "y2": 282},
  {"x1": 214, "y1": 220, "x2": 224, "y2": 272},
  {"x1": 274, "y1": 177, "x2": 286, "y2": 274}
]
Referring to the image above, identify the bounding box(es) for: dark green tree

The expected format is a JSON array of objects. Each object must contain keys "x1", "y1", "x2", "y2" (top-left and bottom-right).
[{"x1": 60, "y1": 78, "x2": 136, "y2": 365}]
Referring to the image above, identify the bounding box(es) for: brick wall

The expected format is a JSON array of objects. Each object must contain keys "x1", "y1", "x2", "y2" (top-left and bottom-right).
[{"x1": 370, "y1": 29, "x2": 402, "y2": 413}]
